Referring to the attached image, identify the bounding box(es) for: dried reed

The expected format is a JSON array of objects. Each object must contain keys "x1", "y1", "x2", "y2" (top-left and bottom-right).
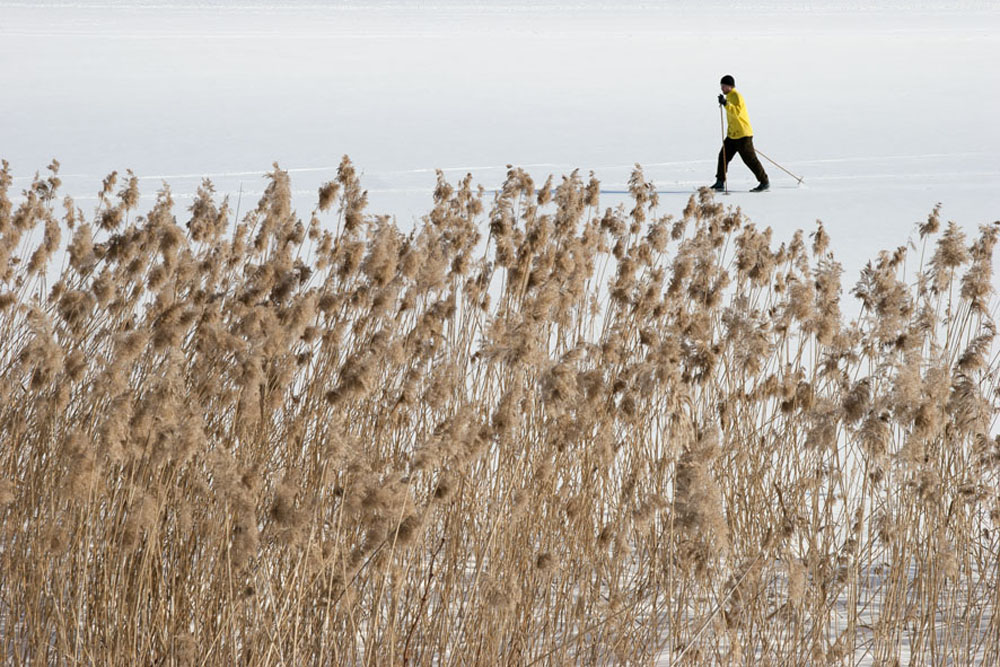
[{"x1": 0, "y1": 157, "x2": 998, "y2": 665}]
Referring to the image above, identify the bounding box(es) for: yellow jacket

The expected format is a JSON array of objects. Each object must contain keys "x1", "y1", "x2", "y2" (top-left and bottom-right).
[{"x1": 725, "y1": 89, "x2": 754, "y2": 139}]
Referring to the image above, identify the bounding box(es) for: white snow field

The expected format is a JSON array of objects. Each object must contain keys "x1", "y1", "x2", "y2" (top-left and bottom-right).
[
  {"x1": 2, "y1": 0, "x2": 998, "y2": 286},
  {"x1": 2, "y1": 2, "x2": 999, "y2": 665}
]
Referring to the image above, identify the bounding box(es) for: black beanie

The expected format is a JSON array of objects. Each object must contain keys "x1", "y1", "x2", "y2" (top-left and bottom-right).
[{"x1": 720, "y1": 74, "x2": 735, "y2": 87}]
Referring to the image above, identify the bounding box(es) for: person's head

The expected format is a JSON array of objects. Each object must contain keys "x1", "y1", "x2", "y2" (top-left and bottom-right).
[{"x1": 720, "y1": 74, "x2": 735, "y2": 93}]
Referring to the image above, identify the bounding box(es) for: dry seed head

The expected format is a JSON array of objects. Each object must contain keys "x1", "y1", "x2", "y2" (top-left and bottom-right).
[
  {"x1": 948, "y1": 372, "x2": 990, "y2": 433},
  {"x1": 960, "y1": 261, "x2": 993, "y2": 312},
  {"x1": 362, "y1": 223, "x2": 401, "y2": 288},
  {"x1": 673, "y1": 429, "x2": 729, "y2": 563},
  {"x1": 535, "y1": 552, "x2": 554, "y2": 571},
  {"x1": 98, "y1": 206, "x2": 124, "y2": 232},
  {"x1": 433, "y1": 476, "x2": 453, "y2": 501},
  {"x1": 389, "y1": 513, "x2": 424, "y2": 546},
  {"x1": 914, "y1": 467, "x2": 942, "y2": 504},
  {"x1": 584, "y1": 173, "x2": 600, "y2": 208},
  {"x1": 119, "y1": 169, "x2": 140, "y2": 210},
  {"x1": 859, "y1": 412, "x2": 890, "y2": 461},
  {"x1": 100, "y1": 170, "x2": 117, "y2": 198},
  {"x1": 930, "y1": 220, "x2": 970, "y2": 279},
  {"x1": 57, "y1": 289, "x2": 96, "y2": 331},
  {"x1": 27, "y1": 217, "x2": 61, "y2": 274},
  {"x1": 957, "y1": 329, "x2": 994, "y2": 372},
  {"x1": 91, "y1": 269, "x2": 116, "y2": 306},
  {"x1": 318, "y1": 180, "x2": 341, "y2": 212},
  {"x1": 842, "y1": 377, "x2": 870, "y2": 423},
  {"x1": 537, "y1": 175, "x2": 553, "y2": 206},
  {"x1": 890, "y1": 353, "x2": 922, "y2": 423},
  {"x1": 918, "y1": 203, "x2": 942, "y2": 238},
  {"x1": 786, "y1": 278, "x2": 816, "y2": 322},
  {"x1": 811, "y1": 221, "x2": 830, "y2": 256},
  {"x1": 0, "y1": 479, "x2": 15, "y2": 508},
  {"x1": 959, "y1": 222, "x2": 999, "y2": 310},
  {"x1": 116, "y1": 330, "x2": 149, "y2": 363},
  {"x1": 913, "y1": 399, "x2": 940, "y2": 441}
]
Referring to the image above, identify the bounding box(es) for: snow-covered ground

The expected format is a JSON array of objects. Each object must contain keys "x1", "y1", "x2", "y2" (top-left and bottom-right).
[{"x1": 2, "y1": 0, "x2": 998, "y2": 290}]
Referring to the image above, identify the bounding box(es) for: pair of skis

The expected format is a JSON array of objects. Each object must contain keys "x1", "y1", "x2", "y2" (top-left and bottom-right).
[{"x1": 715, "y1": 149, "x2": 804, "y2": 194}]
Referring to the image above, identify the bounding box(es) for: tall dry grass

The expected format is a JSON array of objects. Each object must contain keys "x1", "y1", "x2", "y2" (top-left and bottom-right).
[{"x1": 0, "y1": 157, "x2": 998, "y2": 665}]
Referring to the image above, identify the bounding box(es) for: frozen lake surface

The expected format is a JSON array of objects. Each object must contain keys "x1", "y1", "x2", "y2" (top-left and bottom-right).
[
  {"x1": 1, "y1": 3, "x2": 998, "y2": 664},
  {"x1": 2, "y1": 0, "x2": 999, "y2": 288}
]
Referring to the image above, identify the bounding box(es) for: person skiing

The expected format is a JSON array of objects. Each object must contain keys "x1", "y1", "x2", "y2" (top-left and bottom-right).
[{"x1": 710, "y1": 74, "x2": 769, "y2": 192}]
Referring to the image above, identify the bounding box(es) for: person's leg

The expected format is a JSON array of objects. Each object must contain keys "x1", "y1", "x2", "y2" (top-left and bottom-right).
[
  {"x1": 716, "y1": 138, "x2": 737, "y2": 182},
  {"x1": 738, "y1": 137, "x2": 769, "y2": 184}
]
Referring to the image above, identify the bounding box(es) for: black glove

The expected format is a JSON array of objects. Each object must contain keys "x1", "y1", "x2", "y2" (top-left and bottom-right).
[{"x1": 718, "y1": 94, "x2": 727, "y2": 106}]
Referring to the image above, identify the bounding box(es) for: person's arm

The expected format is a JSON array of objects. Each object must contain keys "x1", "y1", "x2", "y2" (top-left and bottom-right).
[{"x1": 725, "y1": 90, "x2": 745, "y2": 113}]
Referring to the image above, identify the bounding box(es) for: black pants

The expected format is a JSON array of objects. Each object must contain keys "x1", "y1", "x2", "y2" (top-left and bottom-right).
[{"x1": 716, "y1": 136, "x2": 768, "y2": 183}]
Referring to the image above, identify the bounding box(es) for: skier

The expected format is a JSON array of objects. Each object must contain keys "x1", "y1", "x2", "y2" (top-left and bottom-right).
[{"x1": 710, "y1": 75, "x2": 769, "y2": 193}]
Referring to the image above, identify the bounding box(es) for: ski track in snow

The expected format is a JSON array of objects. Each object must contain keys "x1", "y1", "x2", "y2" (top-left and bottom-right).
[{"x1": 11, "y1": 152, "x2": 991, "y2": 186}]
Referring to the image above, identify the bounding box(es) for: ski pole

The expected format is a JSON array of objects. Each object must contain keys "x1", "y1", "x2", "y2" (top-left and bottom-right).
[
  {"x1": 720, "y1": 105, "x2": 728, "y2": 194},
  {"x1": 755, "y1": 149, "x2": 804, "y2": 185}
]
